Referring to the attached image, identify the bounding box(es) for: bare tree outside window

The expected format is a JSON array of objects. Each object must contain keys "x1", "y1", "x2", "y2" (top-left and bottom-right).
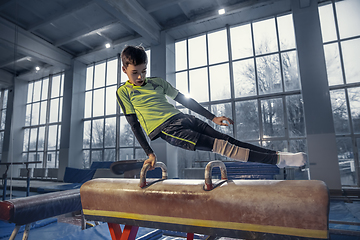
[{"x1": 175, "y1": 13, "x2": 305, "y2": 178}]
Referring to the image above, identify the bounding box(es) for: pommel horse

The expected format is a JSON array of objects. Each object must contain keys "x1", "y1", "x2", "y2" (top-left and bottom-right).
[{"x1": 81, "y1": 161, "x2": 330, "y2": 240}]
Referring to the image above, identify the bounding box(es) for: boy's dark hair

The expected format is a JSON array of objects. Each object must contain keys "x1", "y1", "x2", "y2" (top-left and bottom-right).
[{"x1": 121, "y1": 45, "x2": 148, "y2": 68}]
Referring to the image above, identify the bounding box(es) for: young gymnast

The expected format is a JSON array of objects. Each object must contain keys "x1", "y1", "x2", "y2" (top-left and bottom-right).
[{"x1": 116, "y1": 45, "x2": 307, "y2": 169}]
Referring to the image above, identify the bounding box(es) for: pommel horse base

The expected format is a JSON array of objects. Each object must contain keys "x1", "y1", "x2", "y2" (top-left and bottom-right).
[{"x1": 81, "y1": 161, "x2": 330, "y2": 240}]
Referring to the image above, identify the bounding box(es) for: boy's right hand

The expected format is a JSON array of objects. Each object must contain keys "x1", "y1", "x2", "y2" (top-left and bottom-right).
[
  {"x1": 212, "y1": 116, "x2": 234, "y2": 126},
  {"x1": 143, "y1": 153, "x2": 156, "y2": 170}
]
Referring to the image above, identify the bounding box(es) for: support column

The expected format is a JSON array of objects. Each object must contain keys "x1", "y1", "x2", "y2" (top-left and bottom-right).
[
  {"x1": 58, "y1": 60, "x2": 86, "y2": 180},
  {"x1": 292, "y1": 0, "x2": 341, "y2": 190},
  {"x1": 150, "y1": 31, "x2": 178, "y2": 178}
]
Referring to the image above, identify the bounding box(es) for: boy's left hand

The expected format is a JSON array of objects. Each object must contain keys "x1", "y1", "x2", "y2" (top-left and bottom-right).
[
  {"x1": 212, "y1": 116, "x2": 234, "y2": 126},
  {"x1": 144, "y1": 153, "x2": 156, "y2": 170}
]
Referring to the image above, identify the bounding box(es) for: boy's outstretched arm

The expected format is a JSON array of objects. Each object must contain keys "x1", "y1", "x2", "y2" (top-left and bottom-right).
[
  {"x1": 174, "y1": 92, "x2": 234, "y2": 126},
  {"x1": 125, "y1": 114, "x2": 156, "y2": 169}
]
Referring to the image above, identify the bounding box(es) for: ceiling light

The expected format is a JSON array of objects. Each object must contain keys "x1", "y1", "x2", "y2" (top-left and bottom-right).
[
  {"x1": 105, "y1": 43, "x2": 111, "y2": 48},
  {"x1": 218, "y1": 8, "x2": 225, "y2": 15},
  {"x1": 35, "y1": 66, "x2": 40, "y2": 71}
]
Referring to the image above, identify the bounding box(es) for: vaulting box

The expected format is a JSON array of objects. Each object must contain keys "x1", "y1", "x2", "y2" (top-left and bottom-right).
[{"x1": 81, "y1": 178, "x2": 329, "y2": 240}]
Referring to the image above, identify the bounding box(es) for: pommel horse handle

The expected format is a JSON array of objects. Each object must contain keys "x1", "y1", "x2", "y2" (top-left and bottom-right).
[
  {"x1": 139, "y1": 162, "x2": 168, "y2": 188},
  {"x1": 204, "y1": 160, "x2": 228, "y2": 191}
]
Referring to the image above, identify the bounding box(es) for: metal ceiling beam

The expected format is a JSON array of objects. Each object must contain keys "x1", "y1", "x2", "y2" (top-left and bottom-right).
[
  {"x1": 94, "y1": 0, "x2": 161, "y2": 45},
  {"x1": 177, "y1": 2, "x2": 191, "y2": 20},
  {"x1": 28, "y1": 0, "x2": 94, "y2": 31},
  {"x1": 54, "y1": 20, "x2": 118, "y2": 47},
  {"x1": 0, "y1": 56, "x2": 29, "y2": 68},
  {"x1": 96, "y1": 32, "x2": 112, "y2": 43},
  {"x1": 75, "y1": 34, "x2": 142, "y2": 59},
  {"x1": 16, "y1": 64, "x2": 64, "y2": 81},
  {"x1": 0, "y1": 17, "x2": 72, "y2": 71},
  {"x1": 144, "y1": 0, "x2": 187, "y2": 13},
  {"x1": 165, "y1": 0, "x2": 285, "y2": 31},
  {"x1": 77, "y1": 39, "x2": 94, "y2": 50}
]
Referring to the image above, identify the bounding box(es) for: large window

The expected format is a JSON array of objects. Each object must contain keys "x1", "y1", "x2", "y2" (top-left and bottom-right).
[
  {"x1": 0, "y1": 89, "x2": 8, "y2": 162},
  {"x1": 175, "y1": 13, "x2": 306, "y2": 175},
  {"x1": 83, "y1": 50, "x2": 151, "y2": 167},
  {"x1": 24, "y1": 74, "x2": 64, "y2": 169},
  {"x1": 319, "y1": 0, "x2": 360, "y2": 186}
]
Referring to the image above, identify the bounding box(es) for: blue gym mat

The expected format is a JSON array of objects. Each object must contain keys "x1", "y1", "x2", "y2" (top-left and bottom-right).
[
  {"x1": 0, "y1": 220, "x2": 162, "y2": 240},
  {"x1": 329, "y1": 200, "x2": 360, "y2": 232},
  {"x1": 0, "y1": 218, "x2": 81, "y2": 240}
]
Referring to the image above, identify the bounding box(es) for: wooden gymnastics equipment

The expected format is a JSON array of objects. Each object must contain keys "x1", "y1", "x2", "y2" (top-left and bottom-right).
[{"x1": 81, "y1": 161, "x2": 329, "y2": 240}]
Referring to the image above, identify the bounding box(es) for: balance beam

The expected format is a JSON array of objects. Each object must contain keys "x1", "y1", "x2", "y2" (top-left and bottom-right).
[
  {"x1": 81, "y1": 162, "x2": 329, "y2": 240},
  {"x1": 0, "y1": 189, "x2": 82, "y2": 240}
]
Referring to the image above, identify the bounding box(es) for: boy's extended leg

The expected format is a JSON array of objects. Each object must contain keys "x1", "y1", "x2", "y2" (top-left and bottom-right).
[
  {"x1": 196, "y1": 135, "x2": 278, "y2": 165},
  {"x1": 159, "y1": 115, "x2": 307, "y2": 167},
  {"x1": 201, "y1": 125, "x2": 275, "y2": 154},
  {"x1": 196, "y1": 134, "x2": 307, "y2": 167},
  {"x1": 211, "y1": 138, "x2": 307, "y2": 167}
]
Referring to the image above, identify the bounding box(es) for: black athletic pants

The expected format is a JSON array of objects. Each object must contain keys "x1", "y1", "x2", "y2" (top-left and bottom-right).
[{"x1": 158, "y1": 114, "x2": 278, "y2": 165}]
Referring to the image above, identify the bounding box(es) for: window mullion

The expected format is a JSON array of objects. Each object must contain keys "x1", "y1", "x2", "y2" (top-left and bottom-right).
[
  {"x1": 116, "y1": 55, "x2": 121, "y2": 161},
  {"x1": 330, "y1": 0, "x2": 347, "y2": 86},
  {"x1": 251, "y1": 21, "x2": 264, "y2": 144},
  {"x1": 35, "y1": 80, "x2": 43, "y2": 162},
  {"x1": 275, "y1": 16, "x2": 286, "y2": 93},
  {"x1": 226, "y1": 25, "x2": 237, "y2": 139},
  {"x1": 282, "y1": 95, "x2": 290, "y2": 150},
  {"x1": 89, "y1": 64, "x2": 95, "y2": 164},
  {"x1": 0, "y1": 90, "x2": 3, "y2": 124},
  {"x1": 55, "y1": 97, "x2": 61, "y2": 168},
  {"x1": 43, "y1": 75, "x2": 52, "y2": 169},
  {"x1": 206, "y1": 33, "x2": 211, "y2": 104},
  {"x1": 103, "y1": 60, "x2": 108, "y2": 160}
]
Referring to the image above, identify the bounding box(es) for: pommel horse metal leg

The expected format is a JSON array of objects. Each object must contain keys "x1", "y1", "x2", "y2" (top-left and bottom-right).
[
  {"x1": 9, "y1": 225, "x2": 21, "y2": 240},
  {"x1": 107, "y1": 223, "x2": 139, "y2": 240}
]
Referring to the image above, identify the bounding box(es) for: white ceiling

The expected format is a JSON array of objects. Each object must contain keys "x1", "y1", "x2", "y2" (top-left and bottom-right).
[{"x1": 0, "y1": 0, "x2": 316, "y2": 89}]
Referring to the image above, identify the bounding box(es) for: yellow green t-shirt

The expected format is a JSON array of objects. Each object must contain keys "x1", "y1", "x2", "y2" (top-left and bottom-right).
[{"x1": 116, "y1": 77, "x2": 181, "y2": 136}]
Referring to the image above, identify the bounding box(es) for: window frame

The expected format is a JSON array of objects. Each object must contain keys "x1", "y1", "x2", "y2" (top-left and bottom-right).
[
  {"x1": 319, "y1": 0, "x2": 360, "y2": 187},
  {"x1": 174, "y1": 12, "x2": 307, "y2": 175},
  {"x1": 23, "y1": 73, "x2": 64, "y2": 169},
  {"x1": 83, "y1": 50, "x2": 151, "y2": 167}
]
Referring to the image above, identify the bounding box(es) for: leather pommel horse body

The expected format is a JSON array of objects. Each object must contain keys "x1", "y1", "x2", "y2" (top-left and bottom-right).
[{"x1": 81, "y1": 162, "x2": 329, "y2": 240}]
